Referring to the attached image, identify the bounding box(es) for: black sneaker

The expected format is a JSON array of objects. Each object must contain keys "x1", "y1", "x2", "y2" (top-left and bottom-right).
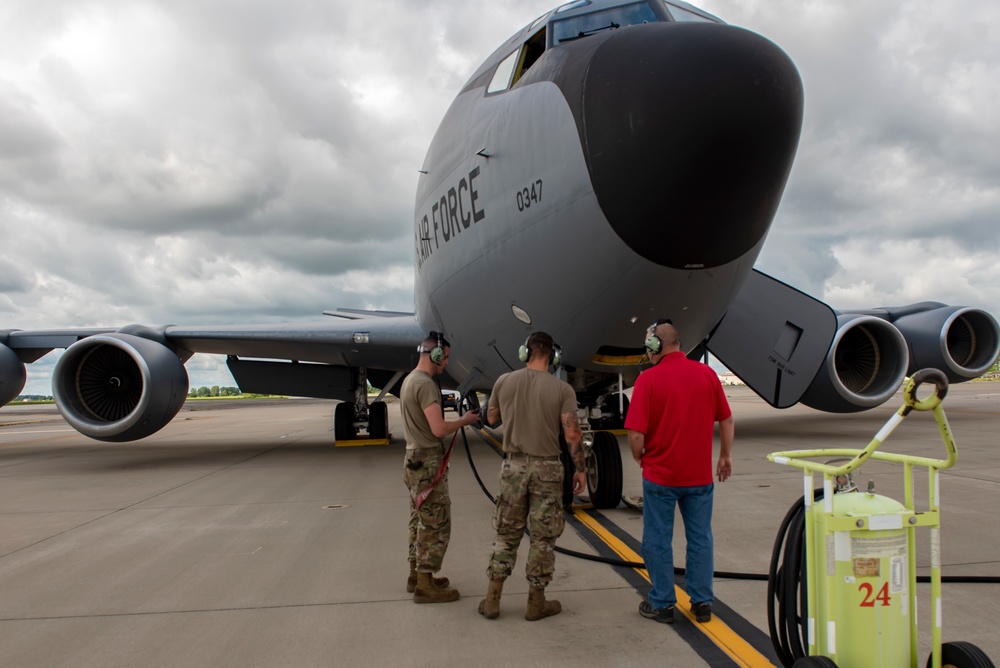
[
  {"x1": 692, "y1": 602, "x2": 712, "y2": 623},
  {"x1": 639, "y1": 600, "x2": 674, "y2": 624}
]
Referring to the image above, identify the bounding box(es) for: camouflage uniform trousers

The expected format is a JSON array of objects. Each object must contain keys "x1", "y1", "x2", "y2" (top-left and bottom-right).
[
  {"x1": 403, "y1": 446, "x2": 451, "y2": 573},
  {"x1": 486, "y1": 455, "x2": 565, "y2": 588}
]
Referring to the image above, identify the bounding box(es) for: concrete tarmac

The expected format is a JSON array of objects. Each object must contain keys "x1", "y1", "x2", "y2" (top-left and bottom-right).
[{"x1": 1, "y1": 382, "x2": 998, "y2": 667}]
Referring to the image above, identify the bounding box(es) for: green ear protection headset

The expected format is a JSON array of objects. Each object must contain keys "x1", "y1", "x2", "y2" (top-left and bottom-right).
[
  {"x1": 417, "y1": 331, "x2": 446, "y2": 365},
  {"x1": 644, "y1": 319, "x2": 673, "y2": 356},
  {"x1": 518, "y1": 336, "x2": 562, "y2": 367}
]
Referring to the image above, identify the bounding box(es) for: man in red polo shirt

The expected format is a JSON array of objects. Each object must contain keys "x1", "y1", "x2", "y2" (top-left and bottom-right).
[{"x1": 625, "y1": 319, "x2": 734, "y2": 625}]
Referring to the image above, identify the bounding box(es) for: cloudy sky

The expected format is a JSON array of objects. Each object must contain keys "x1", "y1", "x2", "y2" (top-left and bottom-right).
[{"x1": 1, "y1": 0, "x2": 997, "y2": 395}]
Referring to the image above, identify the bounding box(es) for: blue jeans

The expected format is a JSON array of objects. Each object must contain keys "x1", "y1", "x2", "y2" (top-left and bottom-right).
[{"x1": 641, "y1": 478, "x2": 714, "y2": 609}]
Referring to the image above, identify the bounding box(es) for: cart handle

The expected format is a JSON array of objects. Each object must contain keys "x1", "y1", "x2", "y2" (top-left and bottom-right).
[
  {"x1": 903, "y1": 368, "x2": 948, "y2": 413},
  {"x1": 767, "y1": 368, "x2": 957, "y2": 475}
]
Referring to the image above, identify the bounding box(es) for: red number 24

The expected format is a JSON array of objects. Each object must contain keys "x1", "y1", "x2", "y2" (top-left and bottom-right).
[{"x1": 859, "y1": 582, "x2": 891, "y2": 607}]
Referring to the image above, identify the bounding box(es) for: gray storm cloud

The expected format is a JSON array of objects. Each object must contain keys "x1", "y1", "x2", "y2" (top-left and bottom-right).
[{"x1": 1, "y1": 0, "x2": 997, "y2": 393}]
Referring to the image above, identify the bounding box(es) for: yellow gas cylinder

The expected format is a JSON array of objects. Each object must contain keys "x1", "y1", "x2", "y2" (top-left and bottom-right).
[{"x1": 810, "y1": 487, "x2": 912, "y2": 667}]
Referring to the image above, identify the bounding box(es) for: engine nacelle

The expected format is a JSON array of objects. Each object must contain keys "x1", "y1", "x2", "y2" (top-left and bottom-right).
[
  {"x1": 0, "y1": 343, "x2": 27, "y2": 406},
  {"x1": 53, "y1": 333, "x2": 189, "y2": 442},
  {"x1": 800, "y1": 315, "x2": 909, "y2": 413},
  {"x1": 893, "y1": 306, "x2": 1000, "y2": 382}
]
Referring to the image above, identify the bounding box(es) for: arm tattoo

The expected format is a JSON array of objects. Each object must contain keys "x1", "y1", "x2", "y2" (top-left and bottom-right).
[
  {"x1": 562, "y1": 411, "x2": 585, "y2": 472},
  {"x1": 487, "y1": 406, "x2": 501, "y2": 426}
]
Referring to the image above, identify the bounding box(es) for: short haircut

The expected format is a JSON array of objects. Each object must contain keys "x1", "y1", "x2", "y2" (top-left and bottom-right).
[
  {"x1": 526, "y1": 331, "x2": 554, "y2": 359},
  {"x1": 420, "y1": 331, "x2": 450, "y2": 352}
]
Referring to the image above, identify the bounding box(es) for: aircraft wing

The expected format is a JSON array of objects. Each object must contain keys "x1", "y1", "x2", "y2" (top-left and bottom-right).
[
  {"x1": 0, "y1": 312, "x2": 426, "y2": 442},
  {"x1": 165, "y1": 313, "x2": 425, "y2": 369},
  {"x1": 708, "y1": 270, "x2": 1000, "y2": 413},
  {"x1": 2, "y1": 311, "x2": 424, "y2": 370},
  {"x1": 706, "y1": 270, "x2": 837, "y2": 408}
]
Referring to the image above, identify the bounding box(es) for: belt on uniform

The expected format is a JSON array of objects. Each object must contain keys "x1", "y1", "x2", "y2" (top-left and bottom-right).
[{"x1": 504, "y1": 452, "x2": 560, "y2": 461}]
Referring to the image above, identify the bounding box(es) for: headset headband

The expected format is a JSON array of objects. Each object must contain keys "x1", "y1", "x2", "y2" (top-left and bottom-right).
[{"x1": 417, "y1": 331, "x2": 446, "y2": 365}]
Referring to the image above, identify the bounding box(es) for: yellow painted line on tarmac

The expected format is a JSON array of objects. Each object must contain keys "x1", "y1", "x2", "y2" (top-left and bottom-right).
[
  {"x1": 474, "y1": 427, "x2": 504, "y2": 454},
  {"x1": 573, "y1": 507, "x2": 776, "y2": 668},
  {"x1": 473, "y1": 425, "x2": 773, "y2": 665},
  {"x1": 334, "y1": 437, "x2": 391, "y2": 447}
]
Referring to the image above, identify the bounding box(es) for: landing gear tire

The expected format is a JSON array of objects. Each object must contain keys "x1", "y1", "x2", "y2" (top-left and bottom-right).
[
  {"x1": 369, "y1": 401, "x2": 388, "y2": 440},
  {"x1": 587, "y1": 431, "x2": 623, "y2": 509},
  {"x1": 334, "y1": 402, "x2": 355, "y2": 442},
  {"x1": 792, "y1": 658, "x2": 838, "y2": 668},
  {"x1": 928, "y1": 641, "x2": 995, "y2": 668}
]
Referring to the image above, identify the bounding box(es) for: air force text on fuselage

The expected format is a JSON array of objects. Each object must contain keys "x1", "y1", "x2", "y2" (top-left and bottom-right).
[{"x1": 415, "y1": 166, "x2": 486, "y2": 269}]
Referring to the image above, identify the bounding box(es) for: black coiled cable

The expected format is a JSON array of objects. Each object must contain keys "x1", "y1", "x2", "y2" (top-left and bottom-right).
[
  {"x1": 456, "y1": 406, "x2": 999, "y2": 626},
  {"x1": 767, "y1": 491, "x2": 822, "y2": 667}
]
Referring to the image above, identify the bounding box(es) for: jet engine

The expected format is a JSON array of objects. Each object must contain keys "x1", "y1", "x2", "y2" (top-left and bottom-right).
[
  {"x1": 53, "y1": 333, "x2": 189, "y2": 442},
  {"x1": 800, "y1": 315, "x2": 910, "y2": 413},
  {"x1": 0, "y1": 343, "x2": 27, "y2": 406},
  {"x1": 892, "y1": 306, "x2": 1000, "y2": 382}
]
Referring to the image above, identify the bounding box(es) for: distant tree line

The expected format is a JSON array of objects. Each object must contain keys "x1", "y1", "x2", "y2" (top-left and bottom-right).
[{"x1": 188, "y1": 386, "x2": 242, "y2": 398}]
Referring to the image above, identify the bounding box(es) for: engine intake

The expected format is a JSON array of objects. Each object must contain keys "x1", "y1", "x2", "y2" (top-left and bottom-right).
[
  {"x1": 0, "y1": 343, "x2": 27, "y2": 406},
  {"x1": 800, "y1": 315, "x2": 909, "y2": 413},
  {"x1": 53, "y1": 333, "x2": 189, "y2": 442},
  {"x1": 893, "y1": 306, "x2": 1000, "y2": 382}
]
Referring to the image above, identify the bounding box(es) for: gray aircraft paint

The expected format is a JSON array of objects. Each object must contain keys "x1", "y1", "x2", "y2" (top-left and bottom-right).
[{"x1": 1, "y1": 0, "x2": 996, "y2": 442}]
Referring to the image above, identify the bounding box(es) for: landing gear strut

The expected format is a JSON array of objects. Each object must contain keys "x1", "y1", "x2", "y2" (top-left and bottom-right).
[{"x1": 333, "y1": 366, "x2": 389, "y2": 442}]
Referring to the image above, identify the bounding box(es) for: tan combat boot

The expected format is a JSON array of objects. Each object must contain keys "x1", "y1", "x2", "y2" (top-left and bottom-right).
[
  {"x1": 525, "y1": 585, "x2": 561, "y2": 621},
  {"x1": 407, "y1": 564, "x2": 450, "y2": 594},
  {"x1": 413, "y1": 572, "x2": 460, "y2": 604},
  {"x1": 477, "y1": 579, "x2": 504, "y2": 619}
]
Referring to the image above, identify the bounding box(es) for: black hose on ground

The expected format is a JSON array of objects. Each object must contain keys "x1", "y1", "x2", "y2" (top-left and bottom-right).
[
  {"x1": 767, "y1": 492, "x2": 818, "y2": 667},
  {"x1": 458, "y1": 421, "x2": 1000, "y2": 590}
]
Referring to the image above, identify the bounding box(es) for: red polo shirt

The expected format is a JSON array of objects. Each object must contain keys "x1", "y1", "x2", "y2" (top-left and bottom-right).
[{"x1": 625, "y1": 352, "x2": 731, "y2": 487}]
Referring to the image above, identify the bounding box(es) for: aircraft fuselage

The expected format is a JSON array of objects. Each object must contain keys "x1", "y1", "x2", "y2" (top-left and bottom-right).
[{"x1": 413, "y1": 1, "x2": 803, "y2": 390}]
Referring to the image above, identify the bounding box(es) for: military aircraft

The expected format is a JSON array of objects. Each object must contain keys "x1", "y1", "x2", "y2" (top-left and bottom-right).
[{"x1": 1, "y1": 0, "x2": 997, "y2": 509}]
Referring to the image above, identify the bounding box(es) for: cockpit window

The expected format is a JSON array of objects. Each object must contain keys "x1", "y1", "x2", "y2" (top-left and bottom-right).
[
  {"x1": 556, "y1": 0, "x2": 591, "y2": 13},
  {"x1": 487, "y1": 27, "x2": 547, "y2": 95},
  {"x1": 552, "y1": 2, "x2": 660, "y2": 44},
  {"x1": 664, "y1": 2, "x2": 716, "y2": 22},
  {"x1": 487, "y1": 50, "x2": 520, "y2": 94}
]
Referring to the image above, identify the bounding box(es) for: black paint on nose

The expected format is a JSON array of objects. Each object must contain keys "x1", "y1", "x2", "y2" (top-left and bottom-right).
[{"x1": 581, "y1": 23, "x2": 803, "y2": 269}]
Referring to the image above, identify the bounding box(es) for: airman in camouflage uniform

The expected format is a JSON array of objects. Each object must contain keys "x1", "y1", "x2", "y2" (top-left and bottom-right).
[
  {"x1": 479, "y1": 332, "x2": 586, "y2": 621},
  {"x1": 401, "y1": 331, "x2": 480, "y2": 604}
]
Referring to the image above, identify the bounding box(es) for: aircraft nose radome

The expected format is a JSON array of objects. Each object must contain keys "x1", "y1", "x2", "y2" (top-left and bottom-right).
[{"x1": 583, "y1": 23, "x2": 803, "y2": 269}]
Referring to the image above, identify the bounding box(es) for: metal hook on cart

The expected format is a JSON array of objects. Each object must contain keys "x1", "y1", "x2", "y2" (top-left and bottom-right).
[{"x1": 903, "y1": 368, "x2": 948, "y2": 413}]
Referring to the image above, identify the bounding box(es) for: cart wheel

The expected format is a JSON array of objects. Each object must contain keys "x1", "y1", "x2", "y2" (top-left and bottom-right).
[
  {"x1": 928, "y1": 641, "x2": 995, "y2": 668},
  {"x1": 792, "y1": 657, "x2": 838, "y2": 668}
]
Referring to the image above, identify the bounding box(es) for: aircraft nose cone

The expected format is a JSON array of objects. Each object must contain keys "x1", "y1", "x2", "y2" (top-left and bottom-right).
[{"x1": 583, "y1": 23, "x2": 803, "y2": 269}]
